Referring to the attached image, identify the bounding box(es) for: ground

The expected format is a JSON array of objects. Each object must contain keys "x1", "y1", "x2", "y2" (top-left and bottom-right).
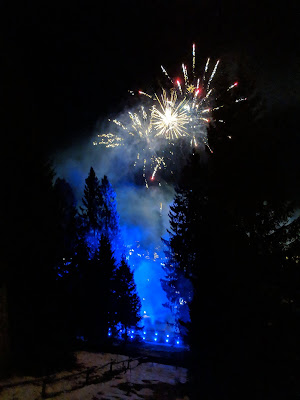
[{"x1": 0, "y1": 349, "x2": 189, "y2": 399}]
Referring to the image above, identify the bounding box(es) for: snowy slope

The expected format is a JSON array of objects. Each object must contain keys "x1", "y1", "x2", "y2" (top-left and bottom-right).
[{"x1": 0, "y1": 351, "x2": 188, "y2": 399}]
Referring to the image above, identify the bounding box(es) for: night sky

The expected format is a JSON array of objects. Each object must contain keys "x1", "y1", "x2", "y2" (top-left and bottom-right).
[{"x1": 2, "y1": 1, "x2": 298, "y2": 154}]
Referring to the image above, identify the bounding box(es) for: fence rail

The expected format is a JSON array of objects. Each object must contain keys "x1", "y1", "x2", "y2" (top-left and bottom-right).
[{"x1": 0, "y1": 356, "x2": 148, "y2": 399}]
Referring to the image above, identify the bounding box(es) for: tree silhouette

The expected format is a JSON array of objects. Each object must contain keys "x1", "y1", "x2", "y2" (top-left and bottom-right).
[
  {"x1": 81, "y1": 169, "x2": 122, "y2": 259},
  {"x1": 81, "y1": 167, "x2": 102, "y2": 235},
  {"x1": 7, "y1": 159, "x2": 75, "y2": 373},
  {"x1": 111, "y1": 256, "x2": 141, "y2": 342},
  {"x1": 53, "y1": 177, "x2": 77, "y2": 274},
  {"x1": 179, "y1": 68, "x2": 300, "y2": 398},
  {"x1": 161, "y1": 149, "x2": 209, "y2": 336},
  {"x1": 99, "y1": 175, "x2": 123, "y2": 260},
  {"x1": 99, "y1": 175, "x2": 119, "y2": 238},
  {"x1": 84, "y1": 234, "x2": 117, "y2": 345}
]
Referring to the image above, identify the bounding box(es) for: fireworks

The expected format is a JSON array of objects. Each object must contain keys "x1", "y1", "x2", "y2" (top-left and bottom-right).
[
  {"x1": 152, "y1": 89, "x2": 189, "y2": 139},
  {"x1": 94, "y1": 44, "x2": 246, "y2": 185}
]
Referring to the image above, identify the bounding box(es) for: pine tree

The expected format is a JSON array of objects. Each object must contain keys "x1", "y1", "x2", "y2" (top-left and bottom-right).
[
  {"x1": 81, "y1": 169, "x2": 122, "y2": 259},
  {"x1": 183, "y1": 65, "x2": 300, "y2": 398},
  {"x1": 81, "y1": 167, "x2": 102, "y2": 235},
  {"x1": 111, "y1": 256, "x2": 141, "y2": 340},
  {"x1": 99, "y1": 175, "x2": 123, "y2": 260},
  {"x1": 84, "y1": 234, "x2": 117, "y2": 345},
  {"x1": 161, "y1": 150, "x2": 209, "y2": 335},
  {"x1": 53, "y1": 177, "x2": 77, "y2": 274},
  {"x1": 99, "y1": 175, "x2": 119, "y2": 239},
  {"x1": 67, "y1": 225, "x2": 90, "y2": 338},
  {"x1": 7, "y1": 158, "x2": 76, "y2": 372}
]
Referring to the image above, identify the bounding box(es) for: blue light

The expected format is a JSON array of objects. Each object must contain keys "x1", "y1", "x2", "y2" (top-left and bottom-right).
[
  {"x1": 66, "y1": 168, "x2": 186, "y2": 337},
  {"x1": 131, "y1": 254, "x2": 175, "y2": 335},
  {"x1": 131, "y1": 330, "x2": 134, "y2": 334},
  {"x1": 176, "y1": 341, "x2": 180, "y2": 345},
  {"x1": 166, "y1": 339, "x2": 169, "y2": 343},
  {"x1": 130, "y1": 335, "x2": 134, "y2": 339},
  {"x1": 155, "y1": 332, "x2": 158, "y2": 336},
  {"x1": 108, "y1": 332, "x2": 112, "y2": 336},
  {"x1": 154, "y1": 337, "x2": 157, "y2": 341},
  {"x1": 142, "y1": 336, "x2": 145, "y2": 340},
  {"x1": 143, "y1": 331, "x2": 146, "y2": 335},
  {"x1": 166, "y1": 334, "x2": 169, "y2": 337}
]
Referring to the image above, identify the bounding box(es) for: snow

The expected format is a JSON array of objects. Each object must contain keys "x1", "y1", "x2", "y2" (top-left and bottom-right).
[{"x1": 0, "y1": 351, "x2": 188, "y2": 399}]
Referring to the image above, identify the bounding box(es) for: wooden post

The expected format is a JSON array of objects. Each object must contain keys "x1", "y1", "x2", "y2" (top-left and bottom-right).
[{"x1": 41, "y1": 378, "x2": 47, "y2": 398}]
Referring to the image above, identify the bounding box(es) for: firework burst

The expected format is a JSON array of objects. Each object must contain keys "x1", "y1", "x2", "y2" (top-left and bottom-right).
[
  {"x1": 152, "y1": 89, "x2": 189, "y2": 140},
  {"x1": 94, "y1": 44, "x2": 246, "y2": 186}
]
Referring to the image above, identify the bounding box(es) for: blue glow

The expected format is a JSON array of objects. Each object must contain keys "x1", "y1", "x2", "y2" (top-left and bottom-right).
[
  {"x1": 176, "y1": 341, "x2": 180, "y2": 345},
  {"x1": 142, "y1": 336, "x2": 145, "y2": 340},
  {"x1": 54, "y1": 162, "x2": 187, "y2": 347},
  {"x1": 108, "y1": 332, "x2": 112, "y2": 336},
  {"x1": 166, "y1": 339, "x2": 169, "y2": 343},
  {"x1": 117, "y1": 185, "x2": 176, "y2": 332},
  {"x1": 143, "y1": 331, "x2": 146, "y2": 335},
  {"x1": 130, "y1": 335, "x2": 134, "y2": 339}
]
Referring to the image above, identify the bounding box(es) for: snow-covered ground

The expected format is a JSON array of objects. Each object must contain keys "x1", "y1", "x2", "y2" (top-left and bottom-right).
[{"x1": 0, "y1": 351, "x2": 188, "y2": 399}]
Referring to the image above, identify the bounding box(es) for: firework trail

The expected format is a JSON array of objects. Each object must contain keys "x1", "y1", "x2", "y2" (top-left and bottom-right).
[{"x1": 94, "y1": 44, "x2": 246, "y2": 186}]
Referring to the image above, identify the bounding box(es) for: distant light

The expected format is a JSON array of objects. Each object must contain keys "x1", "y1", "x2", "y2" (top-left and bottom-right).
[
  {"x1": 154, "y1": 337, "x2": 157, "y2": 341},
  {"x1": 108, "y1": 333, "x2": 112, "y2": 336},
  {"x1": 143, "y1": 331, "x2": 146, "y2": 335},
  {"x1": 155, "y1": 332, "x2": 158, "y2": 336},
  {"x1": 144, "y1": 311, "x2": 146, "y2": 314},
  {"x1": 166, "y1": 339, "x2": 169, "y2": 343},
  {"x1": 131, "y1": 330, "x2": 134, "y2": 333},
  {"x1": 130, "y1": 335, "x2": 134, "y2": 339},
  {"x1": 176, "y1": 341, "x2": 180, "y2": 345},
  {"x1": 142, "y1": 336, "x2": 145, "y2": 340},
  {"x1": 166, "y1": 334, "x2": 169, "y2": 337}
]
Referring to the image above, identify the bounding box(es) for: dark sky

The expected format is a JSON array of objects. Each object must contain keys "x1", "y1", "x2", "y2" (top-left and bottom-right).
[{"x1": 2, "y1": 1, "x2": 299, "y2": 153}]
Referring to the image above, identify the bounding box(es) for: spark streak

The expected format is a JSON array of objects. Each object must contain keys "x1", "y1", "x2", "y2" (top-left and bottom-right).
[
  {"x1": 192, "y1": 43, "x2": 196, "y2": 77},
  {"x1": 207, "y1": 59, "x2": 219, "y2": 90}
]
